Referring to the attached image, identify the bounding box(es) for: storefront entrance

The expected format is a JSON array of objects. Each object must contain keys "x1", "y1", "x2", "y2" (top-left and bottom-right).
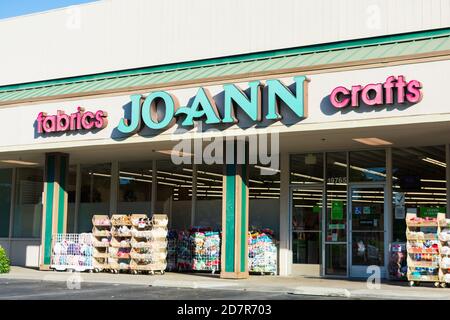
[{"x1": 349, "y1": 184, "x2": 387, "y2": 278}]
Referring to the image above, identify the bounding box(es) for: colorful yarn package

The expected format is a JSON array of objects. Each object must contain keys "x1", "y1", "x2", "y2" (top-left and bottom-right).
[
  {"x1": 167, "y1": 230, "x2": 178, "y2": 271},
  {"x1": 248, "y1": 230, "x2": 277, "y2": 274},
  {"x1": 51, "y1": 233, "x2": 94, "y2": 270},
  {"x1": 191, "y1": 229, "x2": 221, "y2": 272}
]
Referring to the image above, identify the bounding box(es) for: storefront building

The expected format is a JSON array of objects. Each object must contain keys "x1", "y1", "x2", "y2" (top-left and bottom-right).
[{"x1": 0, "y1": 7, "x2": 449, "y2": 279}]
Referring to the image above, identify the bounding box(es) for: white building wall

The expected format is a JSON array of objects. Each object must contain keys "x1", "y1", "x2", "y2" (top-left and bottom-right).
[{"x1": 0, "y1": 0, "x2": 449, "y2": 86}]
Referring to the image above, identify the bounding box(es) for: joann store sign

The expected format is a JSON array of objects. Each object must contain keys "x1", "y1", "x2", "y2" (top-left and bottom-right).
[
  {"x1": 116, "y1": 76, "x2": 309, "y2": 134},
  {"x1": 35, "y1": 76, "x2": 309, "y2": 135},
  {"x1": 34, "y1": 75, "x2": 423, "y2": 135}
]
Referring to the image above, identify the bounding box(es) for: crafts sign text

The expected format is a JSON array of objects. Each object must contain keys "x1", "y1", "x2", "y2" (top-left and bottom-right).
[
  {"x1": 329, "y1": 75, "x2": 422, "y2": 109},
  {"x1": 117, "y1": 76, "x2": 308, "y2": 134}
]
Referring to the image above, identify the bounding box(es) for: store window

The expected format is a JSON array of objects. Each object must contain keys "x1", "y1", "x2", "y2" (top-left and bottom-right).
[
  {"x1": 66, "y1": 166, "x2": 77, "y2": 233},
  {"x1": 0, "y1": 169, "x2": 12, "y2": 238},
  {"x1": 349, "y1": 150, "x2": 386, "y2": 182},
  {"x1": 290, "y1": 153, "x2": 323, "y2": 264},
  {"x1": 290, "y1": 153, "x2": 324, "y2": 185},
  {"x1": 248, "y1": 164, "x2": 280, "y2": 237},
  {"x1": 155, "y1": 160, "x2": 193, "y2": 230},
  {"x1": 392, "y1": 146, "x2": 446, "y2": 241},
  {"x1": 325, "y1": 152, "x2": 347, "y2": 275},
  {"x1": 118, "y1": 161, "x2": 152, "y2": 215},
  {"x1": 12, "y1": 168, "x2": 43, "y2": 238},
  {"x1": 78, "y1": 164, "x2": 111, "y2": 232},
  {"x1": 195, "y1": 164, "x2": 223, "y2": 229}
]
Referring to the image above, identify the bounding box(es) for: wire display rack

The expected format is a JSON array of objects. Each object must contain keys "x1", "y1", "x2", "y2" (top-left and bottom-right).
[
  {"x1": 248, "y1": 230, "x2": 277, "y2": 275},
  {"x1": 174, "y1": 229, "x2": 221, "y2": 274},
  {"x1": 191, "y1": 231, "x2": 221, "y2": 273},
  {"x1": 51, "y1": 233, "x2": 94, "y2": 272},
  {"x1": 166, "y1": 230, "x2": 178, "y2": 271}
]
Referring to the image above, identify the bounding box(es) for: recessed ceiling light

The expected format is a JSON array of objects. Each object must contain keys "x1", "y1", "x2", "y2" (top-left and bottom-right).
[
  {"x1": 422, "y1": 157, "x2": 446, "y2": 168},
  {"x1": 156, "y1": 150, "x2": 194, "y2": 157},
  {"x1": 0, "y1": 160, "x2": 39, "y2": 166},
  {"x1": 352, "y1": 137, "x2": 392, "y2": 146}
]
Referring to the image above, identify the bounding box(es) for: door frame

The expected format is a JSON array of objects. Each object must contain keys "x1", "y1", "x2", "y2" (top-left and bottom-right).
[
  {"x1": 348, "y1": 182, "x2": 388, "y2": 279},
  {"x1": 289, "y1": 184, "x2": 324, "y2": 275},
  {"x1": 322, "y1": 186, "x2": 349, "y2": 279}
]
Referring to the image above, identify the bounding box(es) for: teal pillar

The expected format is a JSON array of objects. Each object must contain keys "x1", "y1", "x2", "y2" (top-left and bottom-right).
[
  {"x1": 40, "y1": 153, "x2": 69, "y2": 270},
  {"x1": 221, "y1": 141, "x2": 249, "y2": 279}
]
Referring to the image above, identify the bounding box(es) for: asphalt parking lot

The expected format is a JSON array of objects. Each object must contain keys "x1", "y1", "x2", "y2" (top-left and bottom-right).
[{"x1": 0, "y1": 278, "x2": 345, "y2": 300}]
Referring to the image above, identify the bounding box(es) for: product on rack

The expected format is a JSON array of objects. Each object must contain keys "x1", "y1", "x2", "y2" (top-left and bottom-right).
[
  {"x1": 111, "y1": 215, "x2": 132, "y2": 226},
  {"x1": 92, "y1": 215, "x2": 111, "y2": 271},
  {"x1": 388, "y1": 243, "x2": 407, "y2": 280},
  {"x1": 109, "y1": 215, "x2": 133, "y2": 272},
  {"x1": 129, "y1": 214, "x2": 169, "y2": 274},
  {"x1": 166, "y1": 230, "x2": 178, "y2": 271},
  {"x1": 176, "y1": 231, "x2": 192, "y2": 271},
  {"x1": 406, "y1": 212, "x2": 445, "y2": 287},
  {"x1": 438, "y1": 220, "x2": 450, "y2": 287},
  {"x1": 248, "y1": 229, "x2": 277, "y2": 275},
  {"x1": 173, "y1": 227, "x2": 221, "y2": 273},
  {"x1": 51, "y1": 233, "x2": 93, "y2": 272},
  {"x1": 190, "y1": 228, "x2": 221, "y2": 273}
]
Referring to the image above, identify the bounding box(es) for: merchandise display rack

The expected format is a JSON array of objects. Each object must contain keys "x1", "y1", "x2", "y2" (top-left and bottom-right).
[
  {"x1": 166, "y1": 230, "x2": 178, "y2": 271},
  {"x1": 51, "y1": 233, "x2": 94, "y2": 272},
  {"x1": 176, "y1": 231, "x2": 192, "y2": 271},
  {"x1": 179, "y1": 227, "x2": 221, "y2": 274},
  {"x1": 406, "y1": 212, "x2": 445, "y2": 287},
  {"x1": 438, "y1": 218, "x2": 450, "y2": 287},
  {"x1": 128, "y1": 214, "x2": 168, "y2": 275},
  {"x1": 109, "y1": 214, "x2": 132, "y2": 273},
  {"x1": 92, "y1": 215, "x2": 111, "y2": 272},
  {"x1": 248, "y1": 230, "x2": 277, "y2": 275},
  {"x1": 129, "y1": 214, "x2": 153, "y2": 274},
  {"x1": 145, "y1": 214, "x2": 169, "y2": 274},
  {"x1": 191, "y1": 230, "x2": 221, "y2": 273}
]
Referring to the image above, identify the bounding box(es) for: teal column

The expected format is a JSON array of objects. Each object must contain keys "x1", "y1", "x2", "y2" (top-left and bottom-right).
[
  {"x1": 221, "y1": 142, "x2": 249, "y2": 279},
  {"x1": 40, "y1": 153, "x2": 69, "y2": 270}
]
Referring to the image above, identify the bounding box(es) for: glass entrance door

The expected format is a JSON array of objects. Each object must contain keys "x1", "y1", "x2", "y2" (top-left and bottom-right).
[
  {"x1": 324, "y1": 182, "x2": 348, "y2": 276},
  {"x1": 349, "y1": 185, "x2": 386, "y2": 278}
]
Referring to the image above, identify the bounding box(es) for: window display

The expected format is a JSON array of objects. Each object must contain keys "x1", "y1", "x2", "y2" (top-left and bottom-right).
[
  {"x1": 118, "y1": 162, "x2": 153, "y2": 214},
  {"x1": 13, "y1": 168, "x2": 43, "y2": 238},
  {"x1": 0, "y1": 169, "x2": 12, "y2": 238}
]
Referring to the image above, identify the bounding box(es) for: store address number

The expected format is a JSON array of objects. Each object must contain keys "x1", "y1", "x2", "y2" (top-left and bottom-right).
[{"x1": 327, "y1": 177, "x2": 347, "y2": 184}]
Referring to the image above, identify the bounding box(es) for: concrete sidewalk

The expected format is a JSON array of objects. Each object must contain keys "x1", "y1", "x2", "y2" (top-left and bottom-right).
[{"x1": 1, "y1": 267, "x2": 449, "y2": 300}]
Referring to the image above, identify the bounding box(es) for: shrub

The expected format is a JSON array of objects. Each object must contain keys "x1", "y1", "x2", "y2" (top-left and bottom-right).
[{"x1": 0, "y1": 246, "x2": 10, "y2": 273}]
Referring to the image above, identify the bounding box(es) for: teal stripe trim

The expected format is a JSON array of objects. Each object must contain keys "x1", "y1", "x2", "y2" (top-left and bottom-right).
[
  {"x1": 57, "y1": 156, "x2": 67, "y2": 234},
  {"x1": 240, "y1": 165, "x2": 247, "y2": 273},
  {"x1": 43, "y1": 155, "x2": 55, "y2": 265},
  {"x1": 0, "y1": 28, "x2": 449, "y2": 92},
  {"x1": 225, "y1": 164, "x2": 236, "y2": 273}
]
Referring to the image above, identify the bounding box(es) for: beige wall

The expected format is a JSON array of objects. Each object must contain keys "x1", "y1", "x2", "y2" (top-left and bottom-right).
[{"x1": 0, "y1": 0, "x2": 449, "y2": 85}]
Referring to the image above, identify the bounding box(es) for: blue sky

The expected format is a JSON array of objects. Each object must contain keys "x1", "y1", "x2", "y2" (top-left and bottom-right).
[{"x1": 0, "y1": 0, "x2": 98, "y2": 19}]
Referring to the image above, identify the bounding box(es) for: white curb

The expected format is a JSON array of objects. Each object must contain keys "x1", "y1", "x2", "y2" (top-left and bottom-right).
[{"x1": 289, "y1": 286, "x2": 352, "y2": 298}]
